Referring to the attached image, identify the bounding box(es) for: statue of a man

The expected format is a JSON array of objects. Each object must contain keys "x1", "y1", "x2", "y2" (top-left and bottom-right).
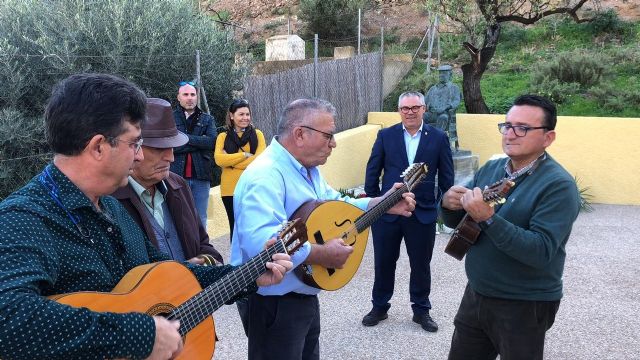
[{"x1": 424, "y1": 65, "x2": 461, "y2": 152}]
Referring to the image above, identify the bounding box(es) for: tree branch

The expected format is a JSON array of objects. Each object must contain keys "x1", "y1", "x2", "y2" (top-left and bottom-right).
[{"x1": 495, "y1": 0, "x2": 593, "y2": 24}]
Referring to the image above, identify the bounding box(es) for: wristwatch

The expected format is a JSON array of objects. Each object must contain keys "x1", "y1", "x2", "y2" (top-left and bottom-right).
[{"x1": 479, "y1": 215, "x2": 495, "y2": 230}]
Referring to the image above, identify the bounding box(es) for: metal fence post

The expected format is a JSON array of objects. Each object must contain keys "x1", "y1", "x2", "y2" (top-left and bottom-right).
[
  {"x1": 380, "y1": 27, "x2": 384, "y2": 111},
  {"x1": 314, "y1": 34, "x2": 318, "y2": 98},
  {"x1": 358, "y1": 8, "x2": 361, "y2": 55}
]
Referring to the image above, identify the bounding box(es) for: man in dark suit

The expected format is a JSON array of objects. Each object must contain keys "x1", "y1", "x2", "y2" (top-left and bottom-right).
[{"x1": 362, "y1": 91, "x2": 454, "y2": 332}]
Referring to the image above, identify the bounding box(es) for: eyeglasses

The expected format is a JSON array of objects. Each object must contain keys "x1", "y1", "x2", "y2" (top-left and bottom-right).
[
  {"x1": 178, "y1": 81, "x2": 195, "y2": 86},
  {"x1": 109, "y1": 137, "x2": 144, "y2": 154},
  {"x1": 300, "y1": 125, "x2": 335, "y2": 142},
  {"x1": 399, "y1": 105, "x2": 424, "y2": 114},
  {"x1": 498, "y1": 123, "x2": 549, "y2": 137}
]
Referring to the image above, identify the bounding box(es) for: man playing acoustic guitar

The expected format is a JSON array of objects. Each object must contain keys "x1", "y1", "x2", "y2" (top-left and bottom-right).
[
  {"x1": 231, "y1": 98, "x2": 416, "y2": 360},
  {"x1": 440, "y1": 95, "x2": 580, "y2": 360},
  {"x1": 0, "y1": 74, "x2": 292, "y2": 360}
]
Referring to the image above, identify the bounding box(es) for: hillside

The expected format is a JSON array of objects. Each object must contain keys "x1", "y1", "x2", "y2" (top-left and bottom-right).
[{"x1": 208, "y1": 0, "x2": 640, "y2": 43}]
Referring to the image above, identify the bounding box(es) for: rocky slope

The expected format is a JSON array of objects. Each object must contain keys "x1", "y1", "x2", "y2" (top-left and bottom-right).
[{"x1": 207, "y1": 0, "x2": 639, "y2": 43}]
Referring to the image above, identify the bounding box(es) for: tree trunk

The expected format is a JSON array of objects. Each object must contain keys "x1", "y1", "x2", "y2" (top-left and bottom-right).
[{"x1": 461, "y1": 24, "x2": 501, "y2": 114}]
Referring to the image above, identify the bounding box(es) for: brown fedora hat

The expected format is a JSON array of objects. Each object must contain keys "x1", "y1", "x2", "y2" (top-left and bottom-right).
[{"x1": 143, "y1": 98, "x2": 188, "y2": 148}]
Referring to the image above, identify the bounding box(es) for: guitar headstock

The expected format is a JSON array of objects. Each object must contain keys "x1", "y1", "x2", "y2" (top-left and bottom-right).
[
  {"x1": 401, "y1": 162, "x2": 429, "y2": 192},
  {"x1": 277, "y1": 218, "x2": 308, "y2": 255},
  {"x1": 482, "y1": 178, "x2": 515, "y2": 206}
]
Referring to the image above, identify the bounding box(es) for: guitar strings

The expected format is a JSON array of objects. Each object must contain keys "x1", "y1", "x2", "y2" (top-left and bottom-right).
[{"x1": 168, "y1": 241, "x2": 286, "y2": 334}]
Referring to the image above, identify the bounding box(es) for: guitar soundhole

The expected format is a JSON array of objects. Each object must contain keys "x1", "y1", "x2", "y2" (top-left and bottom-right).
[{"x1": 146, "y1": 302, "x2": 176, "y2": 317}]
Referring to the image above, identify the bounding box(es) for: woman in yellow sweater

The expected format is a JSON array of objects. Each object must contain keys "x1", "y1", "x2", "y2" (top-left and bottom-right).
[{"x1": 214, "y1": 99, "x2": 266, "y2": 240}]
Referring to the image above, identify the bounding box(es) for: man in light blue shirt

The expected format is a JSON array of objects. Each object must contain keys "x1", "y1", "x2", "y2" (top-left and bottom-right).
[{"x1": 231, "y1": 98, "x2": 416, "y2": 360}]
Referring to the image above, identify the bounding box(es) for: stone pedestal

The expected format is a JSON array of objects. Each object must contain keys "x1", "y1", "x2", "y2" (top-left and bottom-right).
[
  {"x1": 265, "y1": 35, "x2": 305, "y2": 61},
  {"x1": 453, "y1": 152, "x2": 479, "y2": 186},
  {"x1": 435, "y1": 151, "x2": 479, "y2": 234}
]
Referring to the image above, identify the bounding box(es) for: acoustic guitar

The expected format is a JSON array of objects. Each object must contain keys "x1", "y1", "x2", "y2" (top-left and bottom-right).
[
  {"x1": 291, "y1": 163, "x2": 428, "y2": 291},
  {"x1": 444, "y1": 178, "x2": 514, "y2": 260},
  {"x1": 49, "y1": 219, "x2": 307, "y2": 360}
]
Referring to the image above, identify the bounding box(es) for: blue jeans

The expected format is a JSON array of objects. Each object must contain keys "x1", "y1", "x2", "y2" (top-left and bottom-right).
[{"x1": 186, "y1": 178, "x2": 210, "y2": 229}]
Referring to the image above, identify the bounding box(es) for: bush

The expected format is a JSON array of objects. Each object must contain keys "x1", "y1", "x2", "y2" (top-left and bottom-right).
[
  {"x1": 588, "y1": 9, "x2": 634, "y2": 38},
  {"x1": 0, "y1": 108, "x2": 51, "y2": 200},
  {"x1": 587, "y1": 83, "x2": 640, "y2": 112},
  {"x1": 530, "y1": 51, "x2": 609, "y2": 102},
  {"x1": 0, "y1": 0, "x2": 247, "y2": 122},
  {"x1": 531, "y1": 51, "x2": 607, "y2": 88},
  {"x1": 530, "y1": 79, "x2": 581, "y2": 104},
  {"x1": 299, "y1": 0, "x2": 371, "y2": 41},
  {"x1": 0, "y1": 0, "x2": 247, "y2": 193}
]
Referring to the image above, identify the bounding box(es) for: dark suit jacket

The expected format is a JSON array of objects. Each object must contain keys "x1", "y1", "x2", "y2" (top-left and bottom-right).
[
  {"x1": 112, "y1": 172, "x2": 224, "y2": 264},
  {"x1": 365, "y1": 123, "x2": 454, "y2": 225}
]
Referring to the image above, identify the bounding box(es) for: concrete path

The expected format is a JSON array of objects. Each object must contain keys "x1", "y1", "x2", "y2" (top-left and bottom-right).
[{"x1": 209, "y1": 204, "x2": 640, "y2": 359}]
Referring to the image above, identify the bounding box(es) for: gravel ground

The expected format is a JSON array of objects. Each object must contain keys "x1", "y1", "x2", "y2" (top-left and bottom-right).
[{"x1": 209, "y1": 204, "x2": 640, "y2": 359}]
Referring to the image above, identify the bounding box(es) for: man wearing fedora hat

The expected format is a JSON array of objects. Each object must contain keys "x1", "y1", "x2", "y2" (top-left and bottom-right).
[
  {"x1": 0, "y1": 74, "x2": 292, "y2": 359},
  {"x1": 113, "y1": 98, "x2": 223, "y2": 265}
]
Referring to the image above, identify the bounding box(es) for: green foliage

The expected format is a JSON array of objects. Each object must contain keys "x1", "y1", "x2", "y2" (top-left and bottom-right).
[
  {"x1": 574, "y1": 176, "x2": 594, "y2": 213},
  {"x1": 588, "y1": 9, "x2": 635, "y2": 38},
  {"x1": 264, "y1": 20, "x2": 286, "y2": 32},
  {"x1": 532, "y1": 51, "x2": 608, "y2": 88},
  {"x1": 480, "y1": 73, "x2": 528, "y2": 113},
  {"x1": 337, "y1": 188, "x2": 356, "y2": 198},
  {"x1": 0, "y1": 108, "x2": 51, "y2": 200},
  {"x1": 299, "y1": 0, "x2": 371, "y2": 41},
  {"x1": 530, "y1": 80, "x2": 581, "y2": 104},
  {"x1": 0, "y1": 0, "x2": 248, "y2": 195},
  {"x1": 0, "y1": 0, "x2": 246, "y2": 122},
  {"x1": 587, "y1": 83, "x2": 640, "y2": 113},
  {"x1": 214, "y1": 10, "x2": 232, "y2": 22},
  {"x1": 383, "y1": 62, "x2": 440, "y2": 111},
  {"x1": 530, "y1": 51, "x2": 608, "y2": 103}
]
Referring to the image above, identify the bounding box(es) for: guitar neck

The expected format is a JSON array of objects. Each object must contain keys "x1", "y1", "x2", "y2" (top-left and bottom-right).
[
  {"x1": 170, "y1": 240, "x2": 285, "y2": 335},
  {"x1": 354, "y1": 184, "x2": 408, "y2": 233}
]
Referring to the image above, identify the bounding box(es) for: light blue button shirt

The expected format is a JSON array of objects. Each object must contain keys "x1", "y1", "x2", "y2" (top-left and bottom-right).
[
  {"x1": 230, "y1": 137, "x2": 370, "y2": 295},
  {"x1": 128, "y1": 176, "x2": 165, "y2": 229},
  {"x1": 403, "y1": 121, "x2": 424, "y2": 164}
]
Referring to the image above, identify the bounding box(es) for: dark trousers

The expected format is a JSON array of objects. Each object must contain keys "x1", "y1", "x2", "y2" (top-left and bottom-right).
[
  {"x1": 371, "y1": 216, "x2": 435, "y2": 315},
  {"x1": 248, "y1": 293, "x2": 320, "y2": 360},
  {"x1": 221, "y1": 195, "x2": 234, "y2": 241},
  {"x1": 448, "y1": 284, "x2": 561, "y2": 360}
]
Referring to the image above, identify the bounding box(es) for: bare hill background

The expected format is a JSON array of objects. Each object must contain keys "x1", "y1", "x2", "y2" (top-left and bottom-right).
[{"x1": 207, "y1": 0, "x2": 639, "y2": 45}]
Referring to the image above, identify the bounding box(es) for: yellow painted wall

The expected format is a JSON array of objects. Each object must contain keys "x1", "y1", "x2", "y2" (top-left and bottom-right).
[
  {"x1": 319, "y1": 124, "x2": 381, "y2": 189},
  {"x1": 369, "y1": 112, "x2": 640, "y2": 205},
  {"x1": 207, "y1": 113, "x2": 640, "y2": 238}
]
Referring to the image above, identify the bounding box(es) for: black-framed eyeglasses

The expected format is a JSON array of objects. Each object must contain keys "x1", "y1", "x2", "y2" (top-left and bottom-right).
[
  {"x1": 498, "y1": 123, "x2": 549, "y2": 137},
  {"x1": 178, "y1": 81, "x2": 195, "y2": 86},
  {"x1": 300, "y1": 125, "x2": 335, "y2": 142},
  {"x1": 399, "y1": 105, "x2": 424, "y2": 114},
  {"x1": 109, "y1": 137, "x2": 144, "y2": 154}
]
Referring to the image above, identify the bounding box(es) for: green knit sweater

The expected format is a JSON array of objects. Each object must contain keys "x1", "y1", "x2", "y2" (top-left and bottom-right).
[{"x1": 440, "y1": 154, "x2": 580, "y2": 301}]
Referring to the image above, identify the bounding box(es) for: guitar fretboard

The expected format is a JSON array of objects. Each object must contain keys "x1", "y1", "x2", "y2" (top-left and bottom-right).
[
  {"x1": 353, "y1": 184, "x2": 408, "y2": 233},
  {"x1": 168, "y1": 240, "x2": 286, "y2": 335}
]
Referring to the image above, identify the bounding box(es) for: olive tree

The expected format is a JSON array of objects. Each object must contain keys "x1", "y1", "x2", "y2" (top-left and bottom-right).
[{"x1": 423, "y1": 0, "x2": 598, "y2": 113}]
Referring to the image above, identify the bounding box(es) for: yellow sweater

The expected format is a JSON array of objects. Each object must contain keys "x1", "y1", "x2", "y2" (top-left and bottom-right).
[{"x1": 214, "y1": 129, "x2": 266, "y2": 196}]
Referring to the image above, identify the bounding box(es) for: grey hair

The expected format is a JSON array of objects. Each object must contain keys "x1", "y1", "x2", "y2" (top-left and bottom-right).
[
  {"x1": 276, "y1": 98, "x2": 337, "y2": 136},
  {"x1": 397, "y1": 91, "x2": 425, "y2": 107}
]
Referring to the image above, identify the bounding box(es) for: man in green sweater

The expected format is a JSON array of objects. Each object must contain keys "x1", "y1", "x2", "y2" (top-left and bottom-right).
[{"x1": 440, "y1": 94, "x2": 580, "y2": 360}]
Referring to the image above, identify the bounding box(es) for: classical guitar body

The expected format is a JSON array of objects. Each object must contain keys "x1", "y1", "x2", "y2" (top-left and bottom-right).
[
  {"x1": 444, "y1": 178, "x2": 514, "y2": 261},
  {"x1": 444, "y1": 217, "x2": 481, "y2": 261},
  {"x1": 50, "y1": 262, "x2": 215, "y2": 360},
  {"x1": 292, "y1": 200, "x2": 368, "y2": 291},
  {"x1": 48, "y1": 220, "x2": 308, "y2": 360}
]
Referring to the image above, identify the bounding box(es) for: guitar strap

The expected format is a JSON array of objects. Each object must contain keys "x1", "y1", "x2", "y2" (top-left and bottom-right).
[{"x1": 494, "y1": 153, "x2": 547, "y2": 213}]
